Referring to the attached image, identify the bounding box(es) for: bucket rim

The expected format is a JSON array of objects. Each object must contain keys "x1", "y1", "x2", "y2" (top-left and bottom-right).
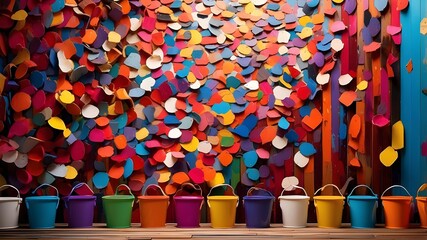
[
  {"x1": 381, "y1": 196, "x2": 413, "y2": 201},
  {"x1": 102, "y1": 195, "x2": 135, "y2": 200},
  {"x1": 0, "y1": 197, "x2": 22, "y2": 201},
  {"x1": 348, "y1": 195, "x2": 378, "y2": 200},
  {"x1": 63, "y1": 195, "x2": 97, "y2": 201},
  {"x1": 416, "y1": 196, "x2": 427, "y2": 200},
  {"x1": 138, "y1": 195, "x2": 169, "y2": 200},
  {"x1": 313, "y1": 196, "x2": 345, "y2": 200},
  {"x1": 173, "y1": 195, "x2": 204, "y2": 200},
  {"x1": 26, "y1": 196, "x2": 59, "y2": 200},
  {"x1": 278, "y1": 195, "x2": 310, "y2": 200},
  {"x1": 207, "y1": 195, "x2": 239, "y2": 200},
  {"x1": 243, "y1": 195, "x2": 275, "y2": 200}
]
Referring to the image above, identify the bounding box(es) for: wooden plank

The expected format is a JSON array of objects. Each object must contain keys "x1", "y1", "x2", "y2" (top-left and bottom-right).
[{"x1": 400, "y1": 0, "x2": 424, "y2": 196}]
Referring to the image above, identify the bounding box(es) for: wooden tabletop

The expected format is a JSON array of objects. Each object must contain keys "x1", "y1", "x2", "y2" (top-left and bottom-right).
[{"x1": 1, "y1": 224, "x2": 427, "y2": 239}]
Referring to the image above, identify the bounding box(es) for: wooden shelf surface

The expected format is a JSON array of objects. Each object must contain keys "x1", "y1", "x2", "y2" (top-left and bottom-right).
[{"x1": 1, "y1": 224, "x2": 427, "y2": 239}]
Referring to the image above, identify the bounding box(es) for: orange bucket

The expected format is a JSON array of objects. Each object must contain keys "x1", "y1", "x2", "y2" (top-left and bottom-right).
[
  {"x1": 416, "y1": 183, "x2": 427, "y2": 228},
  {"x1": 138, "y1": 184, "x2": 169, "y2": 228},
  {"x1": 381, "y1": 185, "x2": 413, "y2": 229}
]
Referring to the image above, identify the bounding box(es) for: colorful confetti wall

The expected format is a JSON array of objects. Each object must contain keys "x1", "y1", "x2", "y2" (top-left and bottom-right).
[{"x1": 0, "y1": 0, "x2": 424, "y2": 222}]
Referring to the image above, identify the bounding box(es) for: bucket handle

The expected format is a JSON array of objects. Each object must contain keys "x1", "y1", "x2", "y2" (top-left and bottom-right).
[
  {"x1": 174, "y1": 183, "x2": 203, "y2": 210},
  {"x1": 417, "y1": 183, "x2": 427, "y2": 197},
  {"x1": 175, "y1": 183, "x2": 203, "y2": 196},
  {"x1": 115, "y1": 184, "x2": 134, "y2": 196},
  {"x1": 247, "y1": 187, "x2": 274, "y2": 197},
  {"x1": 69, "y1": 182, "x2": 94, "y2": 197},
  {"x1": 381, "y1": 185, "x2": 412, "y2": 198},
  {"x1": 314, "y1": 184, "x2": 344, "y2": 197},
  {"x1": 280, "y1": 185, "x2": 308, "y2": 197},
  {"x1": 30, "y1": 184, "x2": 60, "y2": 209},
  {"x1": 64, "y1": 183, "x2": 96, "y2": 209},
  {"x1": 115, "y1": 184, "x2": 135, "y2": 207},
  {"x1": 347, "y1": 185, "x2": 378, "y2": 207},
  {"x1": 207, "y1": 184, "x2": 239, "y2": 208},
  {"x1": 0, "y1": 184, "x2": 22, "y2": 209},
  {"x1": 142, "y1": 184, "x2": 167, "y2": 196},
  {"x1": 0, "y1": 184, "x2": 21, "y2": 199}
]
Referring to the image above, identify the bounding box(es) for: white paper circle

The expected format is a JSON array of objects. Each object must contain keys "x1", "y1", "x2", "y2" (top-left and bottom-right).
[
  {"x1": 82, "y1": 104, "x2": 99, "y2": 119},
  {"x1": 294, "y1": 151, "x2": 309, "y2": 168}
]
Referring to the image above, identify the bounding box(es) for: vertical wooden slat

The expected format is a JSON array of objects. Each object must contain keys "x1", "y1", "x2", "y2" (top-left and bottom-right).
[{"x1": 400, "y1": 0, "x2": 425, "y2": 196}]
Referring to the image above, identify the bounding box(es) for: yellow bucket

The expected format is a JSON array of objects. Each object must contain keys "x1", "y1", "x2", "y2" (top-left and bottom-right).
[
  {"x1": 207, "y1": 184, "x2": 239, "y2": 228},
  {"x1": 313, "y1": 184, "x2": 345, "y2": 228}
]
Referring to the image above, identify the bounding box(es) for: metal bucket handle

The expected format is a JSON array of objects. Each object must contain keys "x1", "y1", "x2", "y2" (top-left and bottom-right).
[
  {"x1": 69, "y1": 182, "x2": 94, "y2": 197},
  {"x1": 207, "y1": 184, "x2": 239, "y2": 208},
  {"x1": 142, "y1": 184, "x2": 167, "y2": 196},
  {"x1": 65, "y1": 183, "x2": 95, "y2": 208},
  {"x1": 0, "y1": 184, "x2": 22, "y2": 209},
  {"x1": 347, "y1": 184, "x2": 378, "y2": 207},
  {"x1": 28, "y1": 184, "x2": 59, "y2": 209},
  {"x1": 417, "y1": 183, "x2": 427, "y2": 197},
  {"x1": 175, "y1": 183, "x2": 202, "y2": 197},
  {"x1": 314, "y1": 184, "x2": 344, "y2": 207},
  {"x1": 280, "y1": 185, "x2": 308, "y2": 197},
  {"x1": 174, "y1": 183, "x2": 203, "y2": 210},
  {"x1": 114, "y1": 184, "x2": 134, "y2": 207},
  {"x1": 381, "y1": 185, "x2": 412, "y2": 207},
  {"x1": 381, "y1": 185, "x2": 412, "y2": 198},
  {"x1": 247, "y1": 187, "x2": 274, "y2": 197}
]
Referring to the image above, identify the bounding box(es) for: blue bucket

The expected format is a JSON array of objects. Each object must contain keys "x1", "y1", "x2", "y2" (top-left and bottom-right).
[
  {"x1": 347, "y1": 185, "x2": 378, "y2": 228},
  {"x1": 25, "y1": 184, "x2": 59, "y2": 229},
  {"x1": 243, "y1": 187, "x2": 274, "y2": 228}
]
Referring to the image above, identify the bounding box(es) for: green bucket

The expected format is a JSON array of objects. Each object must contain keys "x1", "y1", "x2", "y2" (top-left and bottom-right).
[{"x1": 102, "y1": 184, "x2": 134, "y2": 228}]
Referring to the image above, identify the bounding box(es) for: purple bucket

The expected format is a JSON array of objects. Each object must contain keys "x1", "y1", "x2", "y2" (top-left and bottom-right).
[
  {"x1": 174, "y1": 183, "x2": 204, "y2": 228},
  {"x1": 243, "y1": 187, "x2": 274, "y2": 228},
  {"x1": 63, "y1": 183, "x2": 96, "y2": 228}
]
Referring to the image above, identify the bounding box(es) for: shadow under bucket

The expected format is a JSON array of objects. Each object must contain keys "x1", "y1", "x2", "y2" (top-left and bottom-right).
[
  {"x1": 416, "y1": 183, "x2": 427, "y2": 228},
  {"x1": 63, "y1": 183, "x2": 96, "y2": 228},
  {"x1": 313, "y1": 184, "x2": 345, "y2": 228},
  {"x1": 347, "y1": 185, "x2": 378, "y2": 228},
  {"x1": 381, "y1": 185, "x2": 413, "y2": 229},
  {"x1": 174, "y1": 183, "x2": 204, "y2": 228},
  {"x1": 25, "y1": 184, "x2": 59, "y2": 229},
  {"x1": 279, "y1": 186, "x2": 310, "y2": 228},
  {"x1": 138, "y1": 184, "x2": 169, "y2": 228},
  {"x1": 102, "y1": 184, "x2": 134, "y2": 228},
  {"x1": 207, "y1": 184, "x2": 239, "y2": 228},
  {"x1": 243, "y1": 187, "x2": 274, "y2": 228},
  {"x1": 0, "y1": 185, "x2": 22, "y2": 229}
]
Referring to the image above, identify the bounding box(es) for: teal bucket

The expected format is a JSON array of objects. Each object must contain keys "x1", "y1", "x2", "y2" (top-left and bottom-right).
[
  {"x1": 347, "y1": 185, "x2": 378, "y2": 228},
  {"x1": 25, "y1": 184, "x2": 59, "y2": 229}
]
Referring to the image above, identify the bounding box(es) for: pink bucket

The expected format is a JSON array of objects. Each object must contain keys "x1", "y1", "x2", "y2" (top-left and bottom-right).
[
  {"x1": 63, "y1": 183, "x2": 96, "y2": 228},
  {"x1": 173, "y1": 183, "x2": 204, "y2": 228}
]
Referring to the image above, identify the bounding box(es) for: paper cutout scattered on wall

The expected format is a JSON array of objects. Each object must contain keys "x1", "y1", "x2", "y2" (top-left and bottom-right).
[{"x1": 0, "y1": 0, "x2": 407, "y2": 196}]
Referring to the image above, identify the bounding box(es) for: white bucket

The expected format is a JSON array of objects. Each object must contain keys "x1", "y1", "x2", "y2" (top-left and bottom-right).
[
  {"x1": 279, "y1": 186, "x2": 310, "y2": 228},
  {"x1": 0, "y1": 185, "x2": 22, "y2": 229}
]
